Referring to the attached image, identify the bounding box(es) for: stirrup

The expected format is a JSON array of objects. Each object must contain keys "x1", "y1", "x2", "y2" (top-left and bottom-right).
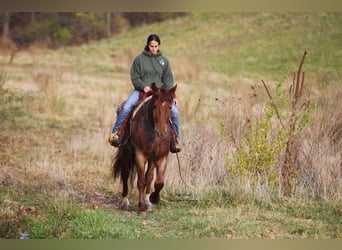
[{"x1": 170, "y1": 138, "x2": 182, "y2": 153}]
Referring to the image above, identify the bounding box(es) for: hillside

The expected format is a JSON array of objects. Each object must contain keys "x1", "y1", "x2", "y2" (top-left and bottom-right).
[{"x1": 0, "y1": 13, "x2": 341, "y2": 239}]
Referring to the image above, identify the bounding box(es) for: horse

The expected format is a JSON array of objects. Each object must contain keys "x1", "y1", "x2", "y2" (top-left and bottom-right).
[{"x1": 111, "y1": 82, "x2": 177, "y2": 213}]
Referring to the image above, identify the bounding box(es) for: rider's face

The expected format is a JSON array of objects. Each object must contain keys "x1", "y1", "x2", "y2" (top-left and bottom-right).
[{"x1": 148, "y1": 40, "x2": 159, "y2": 55}]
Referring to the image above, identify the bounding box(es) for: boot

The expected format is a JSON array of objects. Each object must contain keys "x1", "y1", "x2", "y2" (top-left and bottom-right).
[
  {"x1": 108, "y1": 131, "x2": 121, "y2": 147},
  {"x1": 170, "y1": 137, "x2": 183, "y2": 153}
]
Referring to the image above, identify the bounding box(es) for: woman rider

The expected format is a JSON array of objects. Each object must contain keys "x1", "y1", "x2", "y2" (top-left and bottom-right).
[{"x1": 108, "y1": 34, "x2": 183, "y2": 152}]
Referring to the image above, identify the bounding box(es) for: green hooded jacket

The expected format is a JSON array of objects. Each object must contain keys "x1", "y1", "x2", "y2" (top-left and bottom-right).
[{"x1": 130, "y1": 49, "x2": 174, "y2": 91}]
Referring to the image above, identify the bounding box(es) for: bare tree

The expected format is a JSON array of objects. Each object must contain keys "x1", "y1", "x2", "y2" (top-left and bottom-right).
[
  {"x1": 106, "y1": 12, "x2": 111, "y2": 38},
  {"x1": 263, "y1": 51, "x2": 310, "y2": 196},
  {"x1": 2, "y1": 12, "x2": 11, "y2": 42},
  {"x1": 1, "y1": 12, "x2": 18, "y2": 64}
]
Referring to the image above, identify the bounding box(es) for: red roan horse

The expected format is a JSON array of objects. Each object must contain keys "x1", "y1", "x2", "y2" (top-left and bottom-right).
[{"x1": 112, "y1": 83, "x2": 177, "y2": 213}]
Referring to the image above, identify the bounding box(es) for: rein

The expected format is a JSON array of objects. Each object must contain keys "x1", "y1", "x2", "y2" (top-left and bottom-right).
[
  {"x1": 154, "y1": 101, "x2": 170, "y2": 140},
  {"x1": 175, "y1": 151, "x2": 190, "y2": 189},
  {"x1": 132, "y1": 95, "x2": 152, "y2": 119}
]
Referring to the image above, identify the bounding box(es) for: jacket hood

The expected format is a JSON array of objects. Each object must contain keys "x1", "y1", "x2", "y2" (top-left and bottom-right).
[{"x1": 143, "y1": 49, "x2": 162, "y2": 57}]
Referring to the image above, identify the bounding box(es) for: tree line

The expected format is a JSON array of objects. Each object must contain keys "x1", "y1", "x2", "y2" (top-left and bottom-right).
[{"x1": 1, "y1": 12, "x2": 186, "y2": 49}]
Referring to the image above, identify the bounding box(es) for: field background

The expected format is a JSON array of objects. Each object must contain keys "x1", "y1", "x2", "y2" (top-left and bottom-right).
[{"x1": 0, "y1": 12, "x2": 341, "y2": 239}]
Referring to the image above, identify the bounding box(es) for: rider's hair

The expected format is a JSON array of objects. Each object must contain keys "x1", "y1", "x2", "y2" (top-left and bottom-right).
[{"x1": 144, "y1": 34, "x2": 161, "y2": 51}]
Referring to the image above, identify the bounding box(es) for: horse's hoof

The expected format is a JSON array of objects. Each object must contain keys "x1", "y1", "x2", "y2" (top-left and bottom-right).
[
  {"x1": 137, "y1": 204, "x2": 153, "y2": 215},
  {"x1": 137, "y1": 208, "x2": 149, "y2": 215},
  {"x1": 120, "y1": 199, "x2": 130, "y2": 210},
  {"x1": 145, "y1": 200, "x2": 153, "y2": 210},
  {"x1": 150, "y1": 192, "x2": 160, "y2": 204},
  {"x1": 145, "y1": 205, "x2": 153, "y2": 212},
  {"x1": 137, "y1": 211, "x2": 147, "y2": 216}
]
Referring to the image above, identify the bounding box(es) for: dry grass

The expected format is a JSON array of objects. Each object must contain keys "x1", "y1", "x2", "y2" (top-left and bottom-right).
[
  {"x1": 294, "y1": 81, "x2": 342, "y2": 199},
  {"x1": 166, "y1": 121, "x2": 227, "y2": 192}
]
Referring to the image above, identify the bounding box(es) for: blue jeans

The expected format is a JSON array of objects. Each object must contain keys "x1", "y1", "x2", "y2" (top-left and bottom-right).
[{"x1": 112, "y1": 90, "x2": 180, "y2": 138}]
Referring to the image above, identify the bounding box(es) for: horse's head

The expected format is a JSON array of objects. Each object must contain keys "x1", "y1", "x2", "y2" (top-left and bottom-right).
[
  {"x1": 151, "y1": 82, "x2": 177, "y2": 102},
  {"x1": 150, "y1": 83, "x2": 177, "y2": 138}
]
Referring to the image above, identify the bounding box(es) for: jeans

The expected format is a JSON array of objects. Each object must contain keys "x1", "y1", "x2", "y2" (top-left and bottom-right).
[{"x1": 112, "y1": 90, "x2": 180, "y2": 138}]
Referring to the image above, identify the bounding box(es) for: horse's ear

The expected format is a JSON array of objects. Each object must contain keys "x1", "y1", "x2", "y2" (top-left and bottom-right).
[{"x1": 169, "y1": 84, "x2": 177, "y2": 96}]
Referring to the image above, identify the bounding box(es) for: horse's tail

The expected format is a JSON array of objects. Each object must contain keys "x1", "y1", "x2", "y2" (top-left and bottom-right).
[{"x1": 111, "y1": 144, "x2": 136, "y2": 186}]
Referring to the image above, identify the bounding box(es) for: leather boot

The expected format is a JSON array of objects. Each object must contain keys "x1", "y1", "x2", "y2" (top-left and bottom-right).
[
  {"x1": 171, "y1": 137, "x2": 183, "y2": 153},
  {"x1": 108, "y1": 132, "x2": 121, "y2": 147}
]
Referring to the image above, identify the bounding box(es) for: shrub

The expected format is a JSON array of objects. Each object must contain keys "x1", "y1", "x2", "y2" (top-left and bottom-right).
[
  {"x1": 223, "y1": 52, "x2": 315, "y2": 198},
  {"x1": 53, "y1": 27, "x2": 72, "y2": 45},
  {"x1": 223, "y1": 80, "x2": 287, "y2": 196}
]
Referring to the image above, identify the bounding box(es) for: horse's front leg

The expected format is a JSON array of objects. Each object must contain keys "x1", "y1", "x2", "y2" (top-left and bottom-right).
[
  {"x1": 136, "y1": 151, "x2": 148, "y2": 213},
  {"x1": 150, "y1": 156, "x2": 168, "y2": 204},
  {"x1": 144, "y1": 161, "x2": 155, "y2": 211}
]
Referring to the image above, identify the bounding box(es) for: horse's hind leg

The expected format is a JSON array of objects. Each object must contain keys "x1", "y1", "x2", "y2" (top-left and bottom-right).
[
  {"x1": 120, "y1": 167, "x2": 130, "y2": 210},
  {"x1": 136, "y1": 152, "x2": 149, "y2": 213},
  {"x1": 121, "y1": 196, "x2": 130, "y2": 210}
]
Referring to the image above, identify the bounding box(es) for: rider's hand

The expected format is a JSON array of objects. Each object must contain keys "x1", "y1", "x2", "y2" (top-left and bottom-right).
[
  {"x1": 143, "y1": 86, "x2": 152, "y2": 93},
  {"x1": 173, "y1": 98, "x2": 178, "y2": 107}
]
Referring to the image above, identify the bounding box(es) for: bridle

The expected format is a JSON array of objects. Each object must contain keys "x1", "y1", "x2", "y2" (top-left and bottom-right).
[{"x1": 153, "y1": 101, "x2": 171, "y2": 140}]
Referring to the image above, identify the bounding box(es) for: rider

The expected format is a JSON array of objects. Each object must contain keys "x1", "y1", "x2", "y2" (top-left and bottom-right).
[{"x1": 108, "y1": 34, "x2": 183, "y2": 153}]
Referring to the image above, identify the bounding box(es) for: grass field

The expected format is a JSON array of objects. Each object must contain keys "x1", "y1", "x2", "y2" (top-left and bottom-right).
[{"x1": 0, "y1": 12, "x2": 341, "y2": 239}]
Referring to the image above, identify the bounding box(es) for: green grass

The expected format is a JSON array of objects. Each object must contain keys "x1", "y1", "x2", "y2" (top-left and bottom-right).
[
  {"x1": 160, "y1": 13, "x2": 341, "y2": 81},
  {"x1": 15, "y1": 13, "x2": 340, "y2": 82},
  {"x1": 1, "y1": 187, "x2": 340, "y2": 239}
]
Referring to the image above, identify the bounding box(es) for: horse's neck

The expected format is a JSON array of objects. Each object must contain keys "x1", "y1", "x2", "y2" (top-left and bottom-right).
[
  {"x1": 131, "y1": 98, "x2": 154, "y2": 130},
  {"x1": 144, "y1": 99, "x2": 156, "y2": 128}
]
